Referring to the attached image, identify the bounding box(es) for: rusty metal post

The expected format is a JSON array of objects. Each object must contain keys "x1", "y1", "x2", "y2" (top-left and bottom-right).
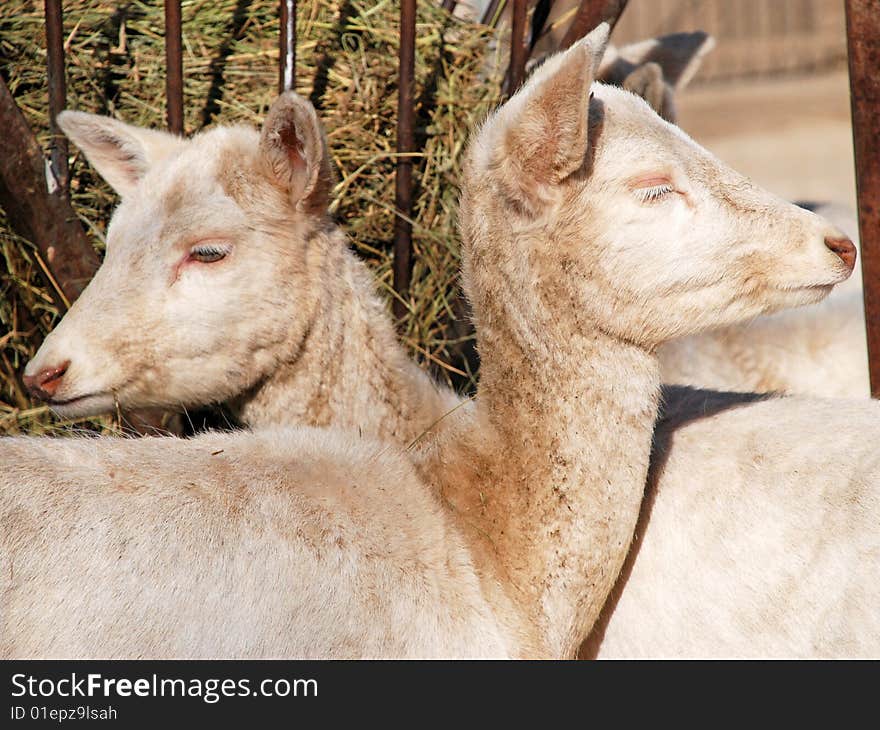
[
  {"x1": 506, "y1": 0, "x2": 529, "y2": 95},
  {"x1": 560, "y1": 0, "x2": 629, "y2": 49},
  {"x1": 279, "y1": 0, "x2": 297, "y2": 93},
  {"x1": 392, "y1": 0, "x2": 416, "y2": 322},
  {"x1": 0, "y1": 78, "x2": 101, "y2": 308},
  {"x1": 44, "y1": 0, "x2": 68, "y2": 196},
  {"x1": 845, "y1": 0, "x2": 880, "y2": 398},
  {"x1": 164, "y1": 0, "x2": 184, "y2": 134}
]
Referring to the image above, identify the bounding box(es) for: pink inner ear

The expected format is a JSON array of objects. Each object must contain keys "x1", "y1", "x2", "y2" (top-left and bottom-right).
[{"x1": 279, "y1": 121, "x2": 307, "y2": 178}]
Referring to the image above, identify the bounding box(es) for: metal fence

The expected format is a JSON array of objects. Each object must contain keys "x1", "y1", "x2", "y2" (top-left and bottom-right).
[{"x1": 4, "y1": 0, "x2": 880, "y2": 396}]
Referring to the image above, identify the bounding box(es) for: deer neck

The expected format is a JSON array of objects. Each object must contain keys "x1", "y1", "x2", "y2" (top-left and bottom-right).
[
  {"x1": 434, "y1": 255, "x2": 661, "y2": 658},
  {"x1": 230, "y1": 232, "x2": 458, "y2": 444}
]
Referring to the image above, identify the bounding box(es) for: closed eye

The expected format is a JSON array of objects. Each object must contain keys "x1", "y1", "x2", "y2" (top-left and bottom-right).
[
  {"x1": 188, "y1": 241, "x2": 231, "y2": 264},
  {"x1": 634, "y1": 184, "x2": 674, "y2": 203}
]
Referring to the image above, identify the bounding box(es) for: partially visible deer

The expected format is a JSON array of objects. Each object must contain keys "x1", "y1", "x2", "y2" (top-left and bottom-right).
[
  {"x1": 4, "y1": 26, "x2": 863, "y2": 658},
  {"x1": 585, "y1": 385, "x2": 880, "y2": 658},
  {"x1": 596, "y1": 30, "x2": 715, "y2": 122}
]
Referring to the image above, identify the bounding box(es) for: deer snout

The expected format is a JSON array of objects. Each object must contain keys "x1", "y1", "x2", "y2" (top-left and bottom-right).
[
  {"x1": 23, "y1": 360, "x2": 70, "y2": 401},
  {"x1": 824, "y1": 235, "x2": 857, "y2": 272}
]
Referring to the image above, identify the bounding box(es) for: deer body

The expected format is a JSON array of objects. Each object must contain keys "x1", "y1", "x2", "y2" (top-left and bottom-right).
[
  {"x1": 1, "y1": 428, "x2": 518, "y2": 658},
  {"x1": 588, "y1": 389, "x2": 880, "y2": 658}
]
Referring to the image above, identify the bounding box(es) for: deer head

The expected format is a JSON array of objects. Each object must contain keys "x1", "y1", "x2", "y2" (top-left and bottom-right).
[
  {"x1": 24, "y1": 93, "x2": 336, "y2": 417},
  {"x1": 461, "y1": 24, "x2": 855, "y2": 351}
]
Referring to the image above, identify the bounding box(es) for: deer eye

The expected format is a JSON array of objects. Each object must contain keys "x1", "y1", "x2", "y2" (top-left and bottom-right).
[
  {"x1": 634, "y1": 183, "x2": 674, "y2": 204},
  {"x1": 189, "y1": 242, "x2": 231, "y2": 263}
]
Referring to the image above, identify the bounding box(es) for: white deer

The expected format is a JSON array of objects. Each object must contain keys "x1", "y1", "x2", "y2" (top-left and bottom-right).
[
  {"x1": 5, "y1": 25, "x2": 861, "y2": 658},
  {"x1": 23, "y1": 95, "x2": 459, "y2": 444}
]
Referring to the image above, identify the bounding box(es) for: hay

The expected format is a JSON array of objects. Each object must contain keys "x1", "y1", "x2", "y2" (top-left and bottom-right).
[{"x1": 0, "y1": 0, "x2": 505, "y2": 435}]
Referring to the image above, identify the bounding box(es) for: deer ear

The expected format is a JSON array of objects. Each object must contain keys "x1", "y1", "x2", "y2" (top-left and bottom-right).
[
  {"x1": 617, "y1": 31, "x2": 715, "y2": 90},
  {"x1": 260, "y1": 92, "x2": 334, "y2": 213},
  {"x1": 622, "y1": 61, "x2": 673, "y2": 120},
  {"x1": 496, "y1": 23, "x2": 609, "y2": 210},
  {"x1": 57, "y1": 111, "x2": 182, "y2": 197}
]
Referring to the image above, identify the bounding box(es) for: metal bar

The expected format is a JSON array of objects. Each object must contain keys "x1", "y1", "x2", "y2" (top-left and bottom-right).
[
  {"x1": 0, "y1": 77, "x2": 101, "y2": 308},
  {"x1": 845, "y1": 0, "x2": 880, "y2": 398},
  {"x1": 392, "y1": 0, "x2": 416, "y2": 322},
  {"x1": 279, "y1": 0, "x2": 297, "y2": 94},
  {"x1": 506, "y1": 0, "x2": 529, "y2": 95},
  {"x1": 164, "y1": 0, "x2": 184, "y2": 134},
  {"x1": 44, "y1": 0, "x2": 68, "y2": 196},
  {"x1": 560, "y1": 0, "x2": 629, "y2": 50}
]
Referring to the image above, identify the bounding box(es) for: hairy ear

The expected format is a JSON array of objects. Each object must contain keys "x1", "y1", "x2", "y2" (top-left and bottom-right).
[
  {"x1": 57, "y1": 111, "x2": 182, "y2": 197},
  {"x1": 622, "y1": 62, "x2": 672, "y2": 120},
  {"x1": 617, "y1": 31, "x2": 715, "y2": 90},
  {"x1": 259, "y1": 92, "x2": 334, "y2": 213},
  {"x1": 496, "y1": 23, "x2": 609, "y2": 210}
]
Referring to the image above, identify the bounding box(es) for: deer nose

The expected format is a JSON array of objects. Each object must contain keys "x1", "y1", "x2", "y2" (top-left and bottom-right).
[
  {"x1": 824, "y1": 235, "x2": 857, "y2": 272},
  {"x1": 23, "y1": 360, "x2": 70, "y2": 400}
]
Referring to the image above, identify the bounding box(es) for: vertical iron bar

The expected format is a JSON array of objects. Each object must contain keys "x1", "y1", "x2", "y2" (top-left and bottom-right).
[
  {"x1": 44, "y1": 0, "x2": 68, "y2": 195},
  {"x1": 164, "y1": 0, "x2": 184, "y2": 134},
  {"x1": 560, "y1": 0, "x2": 628, "y2": 49},
  {"x1": 393, "y1": 0, "x2": 416, "y2": 322},
  {"x1": 845, "y1": 0, "x2": 880, "y2": 398},
  {"x1": 506, "y1": 0, "x2": 529, "y2": 94},
  {"x1": 279, "y1": 0, "x2": 297, "y2": 93}
]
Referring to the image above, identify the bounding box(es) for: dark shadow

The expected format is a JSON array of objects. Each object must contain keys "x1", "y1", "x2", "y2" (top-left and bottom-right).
[
  {"x1": 309, "y1": 0, "x2": 355, "y2": 111},
  {"x1": 95, "y1": 4, "x2": 148, "y2": 115},
  {"x1": 529, "y1": 0, "x2": 553, "y2": 52},
  {"x1": 579, "y1": 385, "x2": 776, "y2": 659},
  {"x1": 442, "y1": 289, "x2": 479, "y2": 396},
  {"x1": 199, "y1": 0, "x2": 253, "y2": 128},
  {"x1": 179, "y1": 404, "x2": 241, "y2": 436},
  {"x1": 412, "y1": 10, "x2": 458, "y2": 153},
  {"x1": 413, "y1": 10, "x2": 477, "y2": 395}
]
